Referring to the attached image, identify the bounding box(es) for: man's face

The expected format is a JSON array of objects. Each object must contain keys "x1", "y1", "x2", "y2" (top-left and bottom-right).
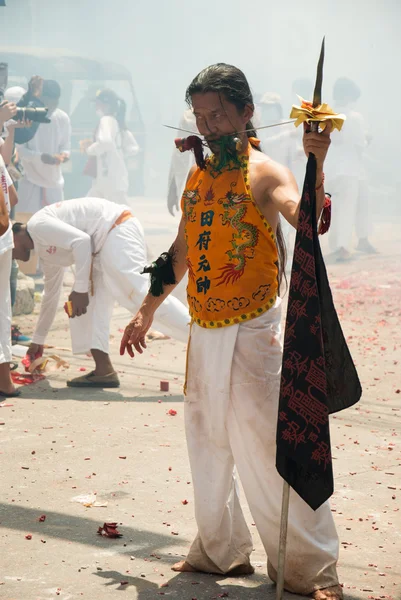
[
  {"x1": 191, "y1": 92, "x2": 251, "y2": 153},
  {"x1": 41, "y1": 95, "x2": 59, "y2": 115},
  {"x1": 12, "y1": 232, "x2": 31, "y2": 262}
]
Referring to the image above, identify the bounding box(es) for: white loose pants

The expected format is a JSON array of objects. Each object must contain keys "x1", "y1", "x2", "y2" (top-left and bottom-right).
[
  {"x1": 184, "y1": 302, "x2": 339, "y2": 594},
  {"x1": 0, "y1": 249, "x2": 12, "y2": 365},
  {"x1": 17, "y1": 178, "x2": 64, "y2": 214},
  {"x1": 69, "y1": 217, "x2": 190, "y2": 354},
  {"x1": 87, "y1": 183, "x2": 128, "y2": 206},
  {"x1": 328, "y1": 175, "x2": 372, "y2": 253}
]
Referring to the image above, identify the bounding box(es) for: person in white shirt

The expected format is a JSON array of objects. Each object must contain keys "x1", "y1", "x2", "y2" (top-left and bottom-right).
[
  {"x1": 325, "y1": 78, "x2": 376, "y2": 261},
  {"x1": 166, "y1": 109, "x2": 197, "y2": 216},
  {"x1": 12, "y1": 197, "x2": 190, "y2": 388},
  {"x1": 81, "y1": 89, "x2": 139, "y2": 205},
  {"x1": 0, "y1": 153, "x2": 20, "y2": 397},
  {"x1": 16, "y1": 80, "x2": 71, "y2": 213}
]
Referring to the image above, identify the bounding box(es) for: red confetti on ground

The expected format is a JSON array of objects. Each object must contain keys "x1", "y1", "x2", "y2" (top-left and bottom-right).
[
  {"x1": 79, "y1": 367, "x2": 87, "y2": 372},
  {"x1": 11, "y1": 371, "x2": 45, "y2": 386},
  {"x1": 119, "y1": 456, "x2": 127, "y2": 459},
  {"x1": 97, "y1": 522, "x2": 123, "y2": 538},
  {"x1": 25, "y1": 534, "x2": 32, "y2": 540},
  {"x1": 181, "y1": 499, "x2": 188, "y2": 505},
  {"x1": 38, "y1": 514, "x2": 46, "y2": 522},
  {"x1": 168, "y1": 409, "x2": 177, "y2": 416}
]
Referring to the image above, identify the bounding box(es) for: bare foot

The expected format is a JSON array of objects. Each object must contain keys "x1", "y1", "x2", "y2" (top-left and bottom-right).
[
  {"x1": 171, "y1": 560, "x2": 197, "y2": 572},
  {"x1": 312, "y1": 585, "x2": 343, "y2": 600}
]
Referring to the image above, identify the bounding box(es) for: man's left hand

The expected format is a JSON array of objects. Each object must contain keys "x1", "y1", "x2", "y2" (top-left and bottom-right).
[
  {"x1": 0, "y1": 101, "x2": 17, "y2": 126},
  {"x1": 68, "y1": 291, "x2": 90, "y2": 318},
  {"x1": 303, "y1": 121, "x2": 332, "y2": 172}
]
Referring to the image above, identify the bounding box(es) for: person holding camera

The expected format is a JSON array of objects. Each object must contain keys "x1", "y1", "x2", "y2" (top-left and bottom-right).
[{"x1": 16, "y1": 78, "x2": 71, "y2": 214}]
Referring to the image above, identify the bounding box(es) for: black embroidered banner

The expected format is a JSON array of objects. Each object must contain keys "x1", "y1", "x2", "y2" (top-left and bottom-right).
[{"x1": 276, "y1": 155, "x2": 362, "y2": 511}]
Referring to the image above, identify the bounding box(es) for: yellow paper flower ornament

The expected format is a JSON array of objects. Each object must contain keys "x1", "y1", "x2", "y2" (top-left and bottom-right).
[{"x1": 290, "y1": 97, "x2": 346, "y2": 131}]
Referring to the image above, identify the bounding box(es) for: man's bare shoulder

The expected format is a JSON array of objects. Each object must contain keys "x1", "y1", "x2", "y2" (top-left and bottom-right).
[{"x1": 249, "y1": 148, "x2": 294, "y2": 187}]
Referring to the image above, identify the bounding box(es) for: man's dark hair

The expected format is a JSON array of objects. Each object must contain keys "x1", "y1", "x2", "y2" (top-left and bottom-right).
[
  {"x1": 186, "y1": 63, "x2": 287, "y2": 294},
  {"x1": 12, "y1": 222, "x2": 24, "y2": 234},
  {"x1": 42, "y1": 80, "x2": 61, "y2": 99}
]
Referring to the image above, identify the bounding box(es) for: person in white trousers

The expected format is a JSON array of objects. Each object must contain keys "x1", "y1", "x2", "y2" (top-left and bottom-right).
[
  {"x1": 0, "y1": 154, "x2": 20, "y2": 397},
  {"x1": 12, "y1": 197, "x2": 190, "y2": 388},
  {"x1": 16, "y1": 80, "x2": 71, "y2": 213},
  {"x1": 120, "y1": 63, "x2": 342, "y2": 599},
  {"x1": 325, "y1": 78, "x2": 377, "y2": 261}
]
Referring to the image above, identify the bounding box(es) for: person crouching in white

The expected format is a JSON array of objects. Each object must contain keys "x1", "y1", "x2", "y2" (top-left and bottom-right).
[
  {"x1": 12, "y1": 197, "x2": 190, "y2": 388},
  {"x1": 0, "y1": 155, "x2": 20, "y2": 397}
]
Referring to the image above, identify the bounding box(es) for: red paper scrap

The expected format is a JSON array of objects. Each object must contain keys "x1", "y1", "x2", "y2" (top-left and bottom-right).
[
  {"x1": 168, "y1": 409, "x2": 177, "y2": 416},
  {"x1": 11, "y1": 371, "x2": 45, "y2": 386},
  {"x1": 38, "y1": 514, "x2": 46, "y2": 522},
  {"x1": 160, "y1": 381, "x2": 169, "y2": 392},
  {"x1": 97, "y1": 522, "x2": 123, "y2": 538}
]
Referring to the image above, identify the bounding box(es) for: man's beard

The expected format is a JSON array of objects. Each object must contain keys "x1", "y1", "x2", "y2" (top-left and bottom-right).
[
  {"x1": 204, "y1": 135, "x2": 244, "y2": 170},
  {"x1": 205, "y1": 137, "x2": 222, "y2": 154}
]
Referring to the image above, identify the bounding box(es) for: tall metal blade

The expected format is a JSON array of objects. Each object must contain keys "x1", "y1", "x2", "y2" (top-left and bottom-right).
[{"x1": 312, "y1": 37, "x2": 325, "y2": 108}]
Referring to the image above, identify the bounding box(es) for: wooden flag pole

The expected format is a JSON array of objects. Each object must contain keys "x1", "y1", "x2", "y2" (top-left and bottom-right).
[
  {"x1": 275, "y1": 36, "x2": 324, "y2": 600},
  {"x1": 276, "y1": 480, "x2": 290, "y2": 600}
]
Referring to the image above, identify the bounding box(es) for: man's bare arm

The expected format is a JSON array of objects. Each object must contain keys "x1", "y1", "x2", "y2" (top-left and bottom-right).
[
  {"x1": 0, "y1": 183, "x2": 9, "y2": 236},
  {"x1": 8, "y1": 184, "x2": 18, "y2": 208},
  {"x1": 264, "y1": 161, "x2": 326, "y2": 229},
  {"x1": 120, "y1": 216, "x2": 188, "y2": 357},
  {"x1": 141, "y1": 216, "x2": 188, "y2": 316}
]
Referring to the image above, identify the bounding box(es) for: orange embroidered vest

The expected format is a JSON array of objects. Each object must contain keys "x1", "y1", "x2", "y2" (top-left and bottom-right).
[{"x1": 181, "y1": 143, "x2": 278, "y2": 328}]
